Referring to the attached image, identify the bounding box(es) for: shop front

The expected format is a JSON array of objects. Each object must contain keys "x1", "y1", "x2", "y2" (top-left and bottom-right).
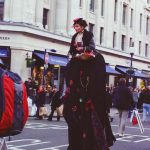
[
  {"x1": 105, "y1": 64, "x2": 121, "y2": 87},
  {"x1": 31, "y1": 50, "x2": 68, "y2": 94},
  {"x1": 115, "y1": 65, "x2": 150, "y2": 88},
  {"x1": 0, "y1": 46, "x2": 11, "y2": 69}
]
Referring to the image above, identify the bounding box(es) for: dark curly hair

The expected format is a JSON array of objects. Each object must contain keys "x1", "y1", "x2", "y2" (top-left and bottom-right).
[{"x1": 73, "y1": 18, "x2": 87, "y2": 28}]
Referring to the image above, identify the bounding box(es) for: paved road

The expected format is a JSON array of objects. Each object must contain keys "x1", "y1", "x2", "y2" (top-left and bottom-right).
[{"x1": 2, "y1": 111, "x2": 150, "y2": 150}]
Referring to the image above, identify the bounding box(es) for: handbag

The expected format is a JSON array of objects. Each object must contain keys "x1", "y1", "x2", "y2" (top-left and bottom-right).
[
  {"x1": 30, "y1": 104, "x2": 37, "y2": 116},
  {"x1": 39, "y1": 107, "x2": 48, "y2": 116}
]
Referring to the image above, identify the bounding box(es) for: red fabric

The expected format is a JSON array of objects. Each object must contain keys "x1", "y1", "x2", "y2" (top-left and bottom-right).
[
  {"x1": 85, "y1": 100, "x2": 94, "y2": 111},
  {"x1": 22, "y1": 83, "x2": 28, "y2": 127},
  {"x1": 132, "y1": 116, "x2": 138, "y2": 125},
  {"x1": 0, "y1": 75, "x2": 14, "y2": 134}
]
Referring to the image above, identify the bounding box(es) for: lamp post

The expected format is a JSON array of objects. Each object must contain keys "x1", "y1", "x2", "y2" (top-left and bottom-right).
[
  {"x1": 126, "y1": 52, "x2": 135, "y2": 78},
  {"x1": 42, "y1": 49, "x2": 49, "y2": 86},
  {"x1": 126, "y1": 44, "x2": 135, "y2": 86}
]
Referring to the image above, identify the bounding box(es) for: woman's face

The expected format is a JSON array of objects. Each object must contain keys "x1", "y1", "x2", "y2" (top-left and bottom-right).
[{"x1": 74, "y1": 24, "x2": 84, "y2": 33}]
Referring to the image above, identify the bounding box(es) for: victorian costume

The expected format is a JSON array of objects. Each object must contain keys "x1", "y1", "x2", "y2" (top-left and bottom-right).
[{"x1": 63, "y1": 18, "x2": 115, "y2": 150}]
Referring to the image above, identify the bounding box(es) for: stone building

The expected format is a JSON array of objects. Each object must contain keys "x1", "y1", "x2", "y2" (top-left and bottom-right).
[{"x1": 0, "y1": 0, "x2": 150, "y2": 88}]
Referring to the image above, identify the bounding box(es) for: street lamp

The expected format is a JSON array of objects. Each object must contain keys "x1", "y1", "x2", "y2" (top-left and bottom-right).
[
  {"x1": 126, "y1": 53, "x2": 135, "y2": 77},
  {"x1": 126, "y1": 43, "x2": 135, "y2": 78}
]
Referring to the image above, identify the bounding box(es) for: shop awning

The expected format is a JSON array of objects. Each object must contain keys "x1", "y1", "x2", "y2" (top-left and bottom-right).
[
  {"x1": 115, "y1": 66, "x2": 150, "y2": 79},
  {"x1": 106, "y1": 65, "x2": 120, "y2": 75},
  {"x1": 0, "y1": 47, "x2": 9, "y2": 58},
  {"x1": 33, "y1": 52, "x2": 68, "y2": 66}
]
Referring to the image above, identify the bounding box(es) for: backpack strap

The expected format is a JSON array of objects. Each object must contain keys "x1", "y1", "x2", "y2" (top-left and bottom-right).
[{"x1": 5, "y1": 71, "x2": 22, "y2": 84}]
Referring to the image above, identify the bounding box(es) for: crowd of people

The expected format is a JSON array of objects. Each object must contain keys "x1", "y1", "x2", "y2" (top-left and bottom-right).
[{"x1": 25, "y1": 78, "x2": 62, "y2": 121}]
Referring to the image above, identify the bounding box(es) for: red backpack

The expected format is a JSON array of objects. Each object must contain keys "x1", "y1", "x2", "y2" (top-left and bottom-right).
[{"x1": 0, "y1": 68, "x2": 28, "y2": 137}]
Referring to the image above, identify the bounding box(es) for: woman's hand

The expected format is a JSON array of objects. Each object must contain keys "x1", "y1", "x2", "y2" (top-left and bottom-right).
[{"x1": 76, "y1": 47, "x2": 84, "y2": 51}]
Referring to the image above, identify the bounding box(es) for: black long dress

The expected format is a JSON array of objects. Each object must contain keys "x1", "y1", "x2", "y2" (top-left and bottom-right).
[{"x1": 63, "y1": 30, "x2": 115, "y2": 150}]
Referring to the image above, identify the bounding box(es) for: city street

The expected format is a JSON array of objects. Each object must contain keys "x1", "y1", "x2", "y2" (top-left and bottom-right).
[{"x1": 3, "y1": 111, "x2": 150, "y2": 150}]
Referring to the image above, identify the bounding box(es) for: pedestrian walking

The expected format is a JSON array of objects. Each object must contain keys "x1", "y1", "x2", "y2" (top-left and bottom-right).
[
  {"x1": 63, "y1": 18, "x2": 115, "y2": 150},
  {"x1": 47, "y1": 85, "x2": 61, "y2": 121},
  {"x1": 35, "y1": 85, "x2": 46, "y2": 119},
  {"x1": 24, "y1": 78, "x2": 32, "y2": 97},
  {"x1": 138, "y1": 85, "x2": 150, "y2": 122},
  {"x1": 112, "y1": 78, "x2": 134, "y2": 137},
  {"x1": 132, "y1": 88, "x2": 139, "y2": 108}
]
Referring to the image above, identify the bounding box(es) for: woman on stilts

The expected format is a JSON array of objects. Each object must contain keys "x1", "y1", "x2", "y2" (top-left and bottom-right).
[{"x1": 63, "y1": 18, "x2": 116, "y2": 150}]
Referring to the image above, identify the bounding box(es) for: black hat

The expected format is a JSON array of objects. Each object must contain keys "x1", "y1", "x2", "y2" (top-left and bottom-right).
[{"x1": 73, "y1": 18, "x2": 87, "y2": 28}]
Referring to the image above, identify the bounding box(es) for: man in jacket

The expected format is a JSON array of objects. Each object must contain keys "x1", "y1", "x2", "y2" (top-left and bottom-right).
[
  {"x1": 47, "y1": 85, "x2": 61, "y2": 121},
  {"x1": 112, "y1": 78, "x2": 134, "y2": 137}
]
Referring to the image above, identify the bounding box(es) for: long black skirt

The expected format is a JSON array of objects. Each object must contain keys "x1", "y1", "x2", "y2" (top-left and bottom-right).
[{"x1": 63, "y1": 53, "x2": 115, "y2": 150}]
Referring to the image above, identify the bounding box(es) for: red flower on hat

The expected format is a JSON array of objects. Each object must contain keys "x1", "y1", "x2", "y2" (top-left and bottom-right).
[{"x1": 73, "y1": 18, "x2": 83, "y2": 22}]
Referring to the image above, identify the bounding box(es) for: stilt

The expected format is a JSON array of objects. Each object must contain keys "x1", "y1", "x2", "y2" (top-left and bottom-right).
[{"x1": 0, "y1": 138, "x2": 8, "y2": 150}]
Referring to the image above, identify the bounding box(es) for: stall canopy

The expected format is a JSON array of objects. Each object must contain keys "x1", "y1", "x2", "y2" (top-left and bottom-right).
[
  {"x1": 33, "y1": 51, "x2": 68, "y2": 66},
  {"x1": 106, "y1": 65, "x2": 120, "y2": 75},
  {"x1": 115, "y1": 65, "x2": 150, "y2": 79}
]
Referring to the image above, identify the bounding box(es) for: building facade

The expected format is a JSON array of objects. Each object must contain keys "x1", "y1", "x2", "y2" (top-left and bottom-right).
[{"x1": 0, "y1": 0, "x2": 150, "y2": 88}]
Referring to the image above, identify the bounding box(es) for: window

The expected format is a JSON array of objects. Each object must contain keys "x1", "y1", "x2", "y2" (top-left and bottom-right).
[
  {"x1": 79, "y1": 0, "x2": 82, "y2": 7},
  {"x1": 0, "y1": 0, "x2": 4, "y2": 21},
  {"x1": 101, "y1": 0, "x2": 104, "y2": 16},
  {"x1": 113, "y1": 32, "x2": 116, "y2": 48},
  {"x1": 145, "y1": 44, "x2": 148, "y2": 57},
  {"x1": 114, "y1": 0, "x2": 118, "y2": 21},
  {"x1": 100, "y1": 27, "x2": 104, "y2": 44},
  {"x1": 43, "y1": 8, "x2": 49, "y2": 29},
  {"x1": 140, "y1": 13, "x2": 142, "y2": 32},
  {"x1": 122, "y1": 4, "x2": 127, "y2": 25},
  {"x1": 129, "y1": 37, "x2": 133, "y2": 47},
  {"x1": 139, "y1": 41, "x2": 141, "y2": 55},
  {"x1": 90, "y1": 0, "x2": 94, "y2": 12},
  {"x1": 146, "y1": 16, "x2": 149, "y2": 35},
  {"x1": 130, "y1": 9, "x2": 133, "y2": 28},
  {"x1": 121, "y1": 35, "x2": 126, "y2": 50},
  {"x1": 89, "y1": 23, "x2": 94, "y2": 33}
]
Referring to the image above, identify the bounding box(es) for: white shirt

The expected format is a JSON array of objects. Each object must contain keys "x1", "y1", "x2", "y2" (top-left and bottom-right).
[{"x1": 75, "y1": 32, "x2": 83, "y2": 46}]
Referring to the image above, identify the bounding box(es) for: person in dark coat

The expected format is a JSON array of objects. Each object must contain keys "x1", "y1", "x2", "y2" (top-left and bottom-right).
[
  {"x1": 63, "y1": 18, "x2": 115, "y2": 150},
  {"x1": 48, "y1": 85, "x2": 61, "y2": 121},
  {"x1": 24, "y1": 78, "x2": 32, "y2": 97},
  {"x1": 35, "y1": 85, "x2": 46, "y2": 119},
  {"x1": 112, "y1": 78, "x2": 134, "y2": 137}
]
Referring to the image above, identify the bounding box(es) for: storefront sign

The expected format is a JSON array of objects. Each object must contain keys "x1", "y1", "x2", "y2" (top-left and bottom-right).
[
  {"x1": 0, "y1": 48, "x2": 9, "y2": 57},
  {"x1": 0, "y1": 36, "x2": 10, "y2": 40}
]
